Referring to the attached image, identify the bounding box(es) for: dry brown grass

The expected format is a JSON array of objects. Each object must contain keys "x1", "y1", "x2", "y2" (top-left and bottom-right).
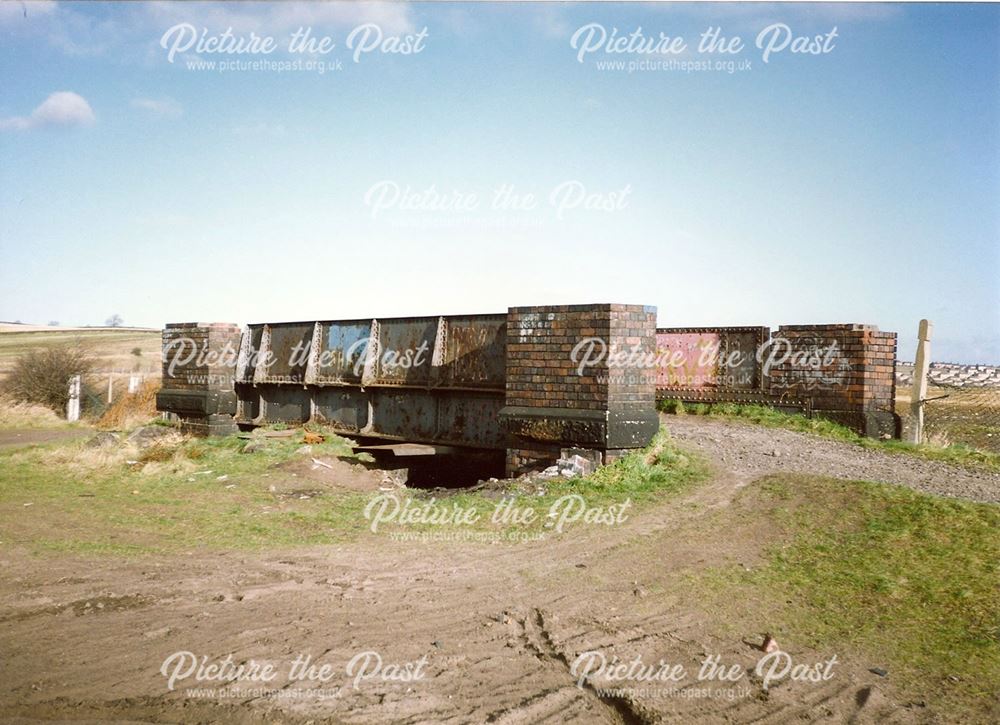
[
  {"x1": 97, "y1": 380, "x2": 161, "y2": 431},
  {"x1": 0, "y1": 396, "x2": 71, "y2": 429},
  {"x1": 0, "y1": 328, "x2": 160, "y2": 379},
  {"x1": 10, "y1": 428, "x2": 192, "y2": 475},
  {"x1": 16, "y1": 438, "x2": 140, "y2": 473},
  {"x1": 896, "y1": 385, "x2": 1000, "y2": 453}
]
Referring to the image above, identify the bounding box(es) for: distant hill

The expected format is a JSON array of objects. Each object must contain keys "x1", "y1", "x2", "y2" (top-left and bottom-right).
[
  {"x1": 0, "y1": 326, "x2": 161, "y2": 378},
  {"x1": 0, "y1": 322, "x2": 158, "y2": 333}
]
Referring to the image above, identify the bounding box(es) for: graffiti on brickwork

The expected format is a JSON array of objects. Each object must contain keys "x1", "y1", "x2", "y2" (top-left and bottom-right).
[
  {"x1": 763, "y1": 336, "x2": 852, "y2": 391},
  {"x1": 655, "y1": 329, "x2": 763, "y2": 389}
]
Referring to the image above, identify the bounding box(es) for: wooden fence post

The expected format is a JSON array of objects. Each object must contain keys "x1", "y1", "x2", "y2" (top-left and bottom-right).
[{"x1": 909, "y1": 319, "x2": 932, "y2": 444}]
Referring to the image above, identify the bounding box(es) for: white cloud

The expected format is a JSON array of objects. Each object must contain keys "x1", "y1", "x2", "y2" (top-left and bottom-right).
[
  {"x1": 0, "y1": 91, "x2": 96, "y2": 131},
  {"x1": 131, "y1": 96, "x2": 182, "y2": 117}
]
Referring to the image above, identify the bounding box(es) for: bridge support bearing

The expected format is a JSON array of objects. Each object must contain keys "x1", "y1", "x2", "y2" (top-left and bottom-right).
[
  {"x1": 499, "y1": 304, "x2": 659, "y2": 477},
  {"x1": 155, "y1": 322, "x2": 242, "y2": 436}
]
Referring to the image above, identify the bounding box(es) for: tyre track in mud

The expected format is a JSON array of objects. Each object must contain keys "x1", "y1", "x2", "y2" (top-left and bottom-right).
[{"x1": 0, "y1": 418, "x2": 938, "y2": 723}]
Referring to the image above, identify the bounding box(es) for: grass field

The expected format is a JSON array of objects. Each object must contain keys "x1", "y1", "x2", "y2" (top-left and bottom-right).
[
  {"x1": 0, "y1": 423, "x2": 706, "y2": 555},
  {"x1": 0, "y1": 426, "x2": 369, "y2": 555},
  {"x1": 690, "y1": 474, "x2": 1000, "y2": 719},
  {"x1": 897, "y1": 384, "x2": 1000, "y2": 453},
  {"x1": 0, "y1": 326, "x2": 161, "y2": 378}
]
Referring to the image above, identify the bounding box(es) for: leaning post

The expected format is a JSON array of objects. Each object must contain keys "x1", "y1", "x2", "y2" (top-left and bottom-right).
[{"x1": 909, "y1": 319, "x2": 932, "y2": 444}]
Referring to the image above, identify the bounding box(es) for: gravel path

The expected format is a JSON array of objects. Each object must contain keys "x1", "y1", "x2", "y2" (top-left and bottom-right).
[{"x1": 663, "y1": 415, "x2": 1000, "y2": 505}]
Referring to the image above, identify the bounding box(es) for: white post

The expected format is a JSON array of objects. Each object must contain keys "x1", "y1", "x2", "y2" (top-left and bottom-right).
[
  {"x1": 128, "y1": 374, "x2": 141, "y2": 394},
  {"x1": 909, "y1": 319, "x2": 932, "y2": 444},
  {"x1": 66, "y1": 375, "x2": 81, "y2": 422},
  {"x1": 107, "y1": 373, "x2": 113, "y2": 404}
]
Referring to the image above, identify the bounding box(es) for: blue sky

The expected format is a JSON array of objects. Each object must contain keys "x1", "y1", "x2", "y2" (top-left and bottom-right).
[{"x1": 0, "y1": 1, "x2": 997, "y2": 362}]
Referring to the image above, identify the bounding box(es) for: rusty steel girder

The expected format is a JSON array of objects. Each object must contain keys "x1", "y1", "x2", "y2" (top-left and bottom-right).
[{"x1": 232, "y1": 314, "x2": 507, "y2": 449}]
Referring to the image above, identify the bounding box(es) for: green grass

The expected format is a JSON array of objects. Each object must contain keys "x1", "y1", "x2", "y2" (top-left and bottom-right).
[
  {"x1": 704, "y1": 402, "x2": 861, "y2": 440},
  {"x1": 0, "y1": 423, "x2": 706, "y2": 555},
  {"x1": 869, "y1": 437, "x2": 1000, "y2": 471},
  {"x1": 0, "y1": 425, "x2": 373, "y2": 555},
  {"x1": 659, "y1": 400, "x2": 1000, "y2": 472},
  {"x1": 692, "y1": 474, "x2": 1000, "y2": 720},
  {"x1": 401, "y1": 428, "x2": 708, "y2": 538}
]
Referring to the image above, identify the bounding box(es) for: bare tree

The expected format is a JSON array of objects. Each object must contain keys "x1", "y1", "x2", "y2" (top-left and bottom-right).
[{"x1": 106, "y1": 314, "x2": 124, "y2": 328}]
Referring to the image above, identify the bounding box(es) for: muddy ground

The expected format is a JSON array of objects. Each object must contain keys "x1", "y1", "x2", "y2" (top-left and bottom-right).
[
  {"x1": 2, "y1": 417, "x2": 996, "y2": 724},
  {"x1": 0, "y1": 429, "x2": 90, "y2": 451}
]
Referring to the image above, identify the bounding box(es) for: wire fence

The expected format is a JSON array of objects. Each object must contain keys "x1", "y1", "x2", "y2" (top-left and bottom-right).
[
  {"x1": 77, "y1": 370, "x2": 161, "y2": 419},
  {"x1": 897, "y1": 363, "x2": 1000, "y2": 453}
]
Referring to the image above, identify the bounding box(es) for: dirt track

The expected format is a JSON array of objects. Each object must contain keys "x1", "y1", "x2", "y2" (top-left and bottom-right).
[
  {"x1": 4, "y1": 417, "x2": 993, "y2": 723},
  {"x1": 666, "y1": 416, "x2": 1000, "y2": 504},
  {"x1": 0, "y1": 428, "x2": 90, "y2": 451}
]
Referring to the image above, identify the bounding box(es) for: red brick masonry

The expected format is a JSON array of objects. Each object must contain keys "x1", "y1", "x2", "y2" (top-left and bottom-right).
[{"x1": 157, "y1": 313, "x2": 899, "y2": 476}]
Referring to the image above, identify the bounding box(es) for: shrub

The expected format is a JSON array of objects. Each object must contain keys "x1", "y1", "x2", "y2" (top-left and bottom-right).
[
  {"x1": 2, "y1": 343, "x2": 95, "y2": 416},
  {"x1": 657, "y1": 399, "x2": 686, "y2": 415}
]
